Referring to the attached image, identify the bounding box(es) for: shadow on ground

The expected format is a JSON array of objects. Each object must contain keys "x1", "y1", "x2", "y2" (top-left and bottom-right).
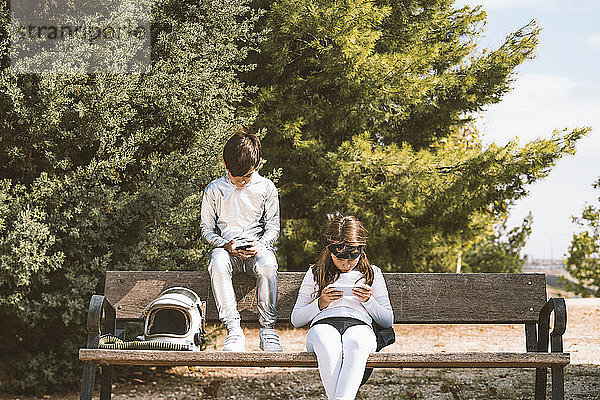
[{"x1": 6, "y1": 364, "x2": 597, "y2": 400}]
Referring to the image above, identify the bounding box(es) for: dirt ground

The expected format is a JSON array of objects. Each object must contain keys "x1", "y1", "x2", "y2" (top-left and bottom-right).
[{"x1": 2, "y1": 298, "x2": 599, "y2": 400}]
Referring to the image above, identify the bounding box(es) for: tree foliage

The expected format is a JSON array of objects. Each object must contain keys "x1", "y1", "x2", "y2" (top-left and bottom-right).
[
  {"x1": 0, "y1": 0, "x2": 591, "y2": 392},
  {"x1": 245, "y1": 0, "x2": 587, "y2": 271},
  {"x1": 564, "y1": 177, "x2": 600, "y2": 297},
  {"x1": 463, "y1": 213, "x2": 532, "y2": 273},
  {"x1": 0, "y1": 0, "x2": 259, "y2": 392}
]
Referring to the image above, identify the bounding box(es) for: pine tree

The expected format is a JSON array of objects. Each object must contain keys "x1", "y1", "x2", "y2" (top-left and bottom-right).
[{"x1": 245, "y1": 0, "x2": 588, "y2": 271}]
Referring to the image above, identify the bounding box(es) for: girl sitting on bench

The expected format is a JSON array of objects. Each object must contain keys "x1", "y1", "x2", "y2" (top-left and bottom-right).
[{"x1": 291, "y1": 215, "x2": 394, "y2": 400}]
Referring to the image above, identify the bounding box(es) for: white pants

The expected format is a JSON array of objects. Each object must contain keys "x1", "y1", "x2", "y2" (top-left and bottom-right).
[
  {"x1": 208, "y1": 247, "x2": 278, "y2": 329},
  {"x1": 306, "y1": 323, "x2": 376, "y2": 400}
]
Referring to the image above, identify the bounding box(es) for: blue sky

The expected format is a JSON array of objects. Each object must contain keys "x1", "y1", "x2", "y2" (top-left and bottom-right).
[{"x1": 455, "y1": 0, "x2": 600, "y2": 260}]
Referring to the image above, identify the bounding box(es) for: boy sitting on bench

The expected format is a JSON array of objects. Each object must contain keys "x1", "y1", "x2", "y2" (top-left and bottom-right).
[{"x1": 200, "y1": 128, "x2": 282, "y2": 352}]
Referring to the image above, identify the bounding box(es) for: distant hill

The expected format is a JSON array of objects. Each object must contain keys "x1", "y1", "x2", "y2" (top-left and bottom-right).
[
  {"x1": 524, "y1": 259, "x2": 564, "y2": 269},
  {"x1": 523, "y1": 259, "x2": 594, "y2": 298}
]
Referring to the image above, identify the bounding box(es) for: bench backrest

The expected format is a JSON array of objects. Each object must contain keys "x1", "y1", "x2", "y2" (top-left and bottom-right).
[{"x1": 104, "y1": 271, "x2": 547, "y2": 324}]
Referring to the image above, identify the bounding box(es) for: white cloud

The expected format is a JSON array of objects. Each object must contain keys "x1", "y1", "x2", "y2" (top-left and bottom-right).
[
  {"x1": 589, "y1": 33, "x2": 600, "y2": 49},
  {"x1": 474, "y1": 73, "x2": 600, "y2": 259},
  {"x1": 479, "y1": 73, "x2": 596, "y2": 144}
]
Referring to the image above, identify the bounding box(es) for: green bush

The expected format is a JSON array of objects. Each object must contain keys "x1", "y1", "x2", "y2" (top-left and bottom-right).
[
  {"x1": 0, "y1": 0, "x2": 259, "y2": 392},
  {"x1": 463, "y1": 214, "x2": 532, "y2": 273},
  {"x1": 565, "y1": 177, "x2": 600, "y2": 297}
]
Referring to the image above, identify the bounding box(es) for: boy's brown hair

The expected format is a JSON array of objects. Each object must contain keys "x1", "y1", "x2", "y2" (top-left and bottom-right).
[{"x1": 223, "y1": 126, "x2": 261, "y2": 176}]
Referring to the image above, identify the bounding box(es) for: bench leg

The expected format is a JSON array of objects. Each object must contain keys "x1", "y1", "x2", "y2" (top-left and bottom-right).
[
  {"x1": 100, "y1": 365, "x2": 114, "y2": 400},
  {"x1": 535, "y1": 367, "x2": 547, "y2": 400},
  {"x1": 551, "y1": 366, "x2": 565, "y2": 400},
  {"x1": 80, "y1": 362, "x2": 97, "y2": 400}
]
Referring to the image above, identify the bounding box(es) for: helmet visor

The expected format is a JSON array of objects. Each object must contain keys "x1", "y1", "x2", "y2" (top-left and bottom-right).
[{"x1": 147, "y1": 308, "x2": 190, "y2": 336}]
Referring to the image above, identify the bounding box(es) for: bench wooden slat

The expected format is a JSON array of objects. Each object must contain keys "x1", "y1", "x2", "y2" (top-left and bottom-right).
[
  {"x1": 104, "y1": 271, "x2": 547, "y2": 324},
  {"x1": 79, "y1": 349, "x2": 569, "y2": 368}
]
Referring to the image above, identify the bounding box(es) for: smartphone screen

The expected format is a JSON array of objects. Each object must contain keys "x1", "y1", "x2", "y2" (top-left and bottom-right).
[{"x1": 330, "y1": 286, "x2": 355, "y2": 296}]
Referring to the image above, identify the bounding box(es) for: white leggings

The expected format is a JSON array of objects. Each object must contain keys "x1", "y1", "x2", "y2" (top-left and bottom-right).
[{"x1": 306, "y1": 323, "x2": 376, "y2": 400}]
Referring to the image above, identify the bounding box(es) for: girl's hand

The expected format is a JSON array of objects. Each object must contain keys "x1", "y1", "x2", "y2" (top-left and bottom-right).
[
  {"x1": 352, "y1": 284, "x2": 372, "y2": 302},
  {"x1": 318, "y1": 287, "x2": 343, "y2": 310}
]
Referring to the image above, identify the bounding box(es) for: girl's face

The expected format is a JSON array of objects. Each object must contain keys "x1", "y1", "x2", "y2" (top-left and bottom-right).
[{"x1": 331, "y1": 253, "x2": 360, "y2": 273}]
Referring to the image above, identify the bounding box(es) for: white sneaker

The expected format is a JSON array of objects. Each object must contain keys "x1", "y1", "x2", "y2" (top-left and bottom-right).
[
  {"x1": 222, "y1": 327, "x2": 246, "y2": 352},
  {"x1": 259, "y1": 328, "x2": 283, "y2": 352}
]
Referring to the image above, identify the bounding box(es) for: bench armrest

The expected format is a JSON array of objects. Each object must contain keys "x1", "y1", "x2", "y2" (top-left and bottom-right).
[
  {"x1": 85, "y1": 295, "x2": 116, "y2": 349},
  {"x1": 536, "y1": 297, "x2": 567, "y2": 353}
]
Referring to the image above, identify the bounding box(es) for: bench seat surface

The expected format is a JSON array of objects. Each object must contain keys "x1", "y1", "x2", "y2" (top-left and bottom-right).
[{"x1": 80, "y1": 349, "x2": 570, "y2": 368}]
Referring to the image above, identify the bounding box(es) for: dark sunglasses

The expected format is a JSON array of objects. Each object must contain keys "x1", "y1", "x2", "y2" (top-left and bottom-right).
[{"x1": 327, "y1": 244, "x2": 363, "y2": 260}]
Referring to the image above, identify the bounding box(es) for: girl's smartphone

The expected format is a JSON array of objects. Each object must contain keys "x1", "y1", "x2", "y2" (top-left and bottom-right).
[
  {"x1": 234, "y1": 243, "x2": 252, "y2": 250},
  {"x1": 329, "y1": 285, "x2": 355, "y2": 296}
]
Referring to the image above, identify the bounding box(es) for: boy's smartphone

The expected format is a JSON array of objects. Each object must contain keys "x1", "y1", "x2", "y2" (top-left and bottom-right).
[{"x1": 234, "y1": 243, "x2": 252, "y2": 250}]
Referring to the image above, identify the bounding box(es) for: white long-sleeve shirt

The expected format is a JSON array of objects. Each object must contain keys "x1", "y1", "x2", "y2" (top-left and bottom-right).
[
  {"x1": 291, "y1": 264, "x2": 394, "y2": 328},
  {"x1": 200, "y1": 171, "x2": 280, "y2": 249}
]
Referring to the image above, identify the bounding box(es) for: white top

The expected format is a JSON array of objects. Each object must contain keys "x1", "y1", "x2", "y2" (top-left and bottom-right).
[
  {"x1": 291, "y1": 264, "x2": 394, "y2": 328},
  {"x1": 200, "y1": 171, "x2": 280, "y2": 249}
]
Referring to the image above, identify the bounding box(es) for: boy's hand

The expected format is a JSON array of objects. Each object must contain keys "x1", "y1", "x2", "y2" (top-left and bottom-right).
[
  {"x1": 224, "y1": 240, "x2": 257, "y2": 260},
  {"x1": 224, "y1": 240, "x2": 244, "y2": 258},
  {"x1": 237, "y1": 241, "x2": 258, "y2": 259},
  {"x1": 318, "y1": 286, "x2": 343, "y2": 310}
]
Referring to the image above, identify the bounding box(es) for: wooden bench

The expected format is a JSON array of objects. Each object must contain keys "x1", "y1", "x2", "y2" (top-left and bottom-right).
[{"x1": 79, "y1": 271, "x2": 569, "y2": 400}]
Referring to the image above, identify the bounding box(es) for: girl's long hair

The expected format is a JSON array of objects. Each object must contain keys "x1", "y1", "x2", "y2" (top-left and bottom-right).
[{"x1": 311, "y1": 215, "x2": 374, "y2": 299}]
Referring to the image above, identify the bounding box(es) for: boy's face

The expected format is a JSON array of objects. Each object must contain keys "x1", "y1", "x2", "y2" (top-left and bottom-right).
[{"x1": 228, "y1": 168, "x2": 255, "y2": 189}]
